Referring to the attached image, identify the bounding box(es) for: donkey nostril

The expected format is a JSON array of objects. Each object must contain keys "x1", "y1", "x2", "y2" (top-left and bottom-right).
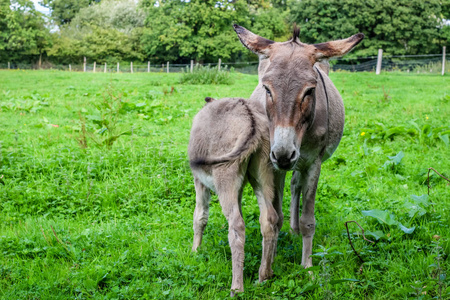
[
  {"x1": 270, "y1": 151, "x2": 278, "y2": 161},
  {"x1": 289, "y1": 151, "x2": 297, "y2": 160}
]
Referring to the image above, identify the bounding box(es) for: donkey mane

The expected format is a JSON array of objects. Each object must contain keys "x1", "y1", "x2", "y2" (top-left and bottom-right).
[{"x1": 291, "y1": 24, "x2": 301, "y2": 44}]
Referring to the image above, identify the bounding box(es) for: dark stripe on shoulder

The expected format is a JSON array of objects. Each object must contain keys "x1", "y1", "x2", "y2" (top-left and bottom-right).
[{"x1": 238, "y1": 99, "x2": 257, "y2": 144}]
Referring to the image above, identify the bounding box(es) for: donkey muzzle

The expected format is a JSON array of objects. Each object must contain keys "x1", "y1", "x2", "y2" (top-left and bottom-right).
[{"x1": 270, "y1": 127, "x2": 299, "y2": 170}]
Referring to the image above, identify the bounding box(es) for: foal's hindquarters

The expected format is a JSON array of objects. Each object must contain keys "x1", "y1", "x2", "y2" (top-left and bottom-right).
[{"x1": 188, "y1": 98, "x2": 281, "y2": 295}]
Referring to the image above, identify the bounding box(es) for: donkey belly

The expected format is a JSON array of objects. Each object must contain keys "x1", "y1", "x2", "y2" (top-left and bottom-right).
[
  {"x1": 317, "y1": 70, "x2": 345, "y2": 163},
  {"x1": 192, "y1": 168, "x2": 216, "y2": 193}
]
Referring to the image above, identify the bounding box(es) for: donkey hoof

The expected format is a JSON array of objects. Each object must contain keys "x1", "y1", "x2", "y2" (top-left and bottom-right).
[
  {"x1": 230, "y1": 287, "x2": 244, "y2": 297},
  {"x1": 303, "y1": 265, "x2": 315, "y2": 279},
  {"x1": 258, "y1": 269, "x2": 274, "y2": 282}
]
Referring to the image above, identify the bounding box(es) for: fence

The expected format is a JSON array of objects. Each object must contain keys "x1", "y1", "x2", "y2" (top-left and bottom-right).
[{"x1": 0, "y1": 48, "x2": 448, "y2": 75}]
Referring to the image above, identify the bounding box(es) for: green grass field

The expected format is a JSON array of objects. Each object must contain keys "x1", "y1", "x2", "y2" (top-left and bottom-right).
[{"x1": 0, "y1": 70, "x2": 449, "y2": 299}]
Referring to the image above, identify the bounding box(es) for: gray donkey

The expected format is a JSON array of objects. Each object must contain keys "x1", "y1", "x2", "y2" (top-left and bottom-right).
[
  {"x1": 188, "y1": 97, "x2": 279, "y2": 295},
  {"x1": 233, "y1": 24, "x2": 364, "y2": 271}
]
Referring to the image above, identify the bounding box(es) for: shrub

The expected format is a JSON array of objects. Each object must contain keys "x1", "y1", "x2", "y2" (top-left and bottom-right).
[{"x1": 179, "y1": 65, "x2": 234, "y2": 85}]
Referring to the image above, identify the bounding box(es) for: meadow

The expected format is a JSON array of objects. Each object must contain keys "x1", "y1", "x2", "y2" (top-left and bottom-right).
[{"x1": 0, "y1": 69, "x2": 449, "y2": 299}]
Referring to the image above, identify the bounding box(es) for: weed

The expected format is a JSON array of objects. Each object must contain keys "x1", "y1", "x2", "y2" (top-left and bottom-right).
[
  {"x1": 78, "y1": 86, "x2": 132, "y2": 149},
  {"x1": 0, "y1": 92, "x2": 49, "y2": 113},
  {"x1": 361, "y1": 121, "x2": 450, "y2": 145},
  {"x1": 430, "y1": 238, "x2": 448, "y2": 299},
  {"x1": 179, "y1": 65, "x2": 234, "y2": 85},
  {"x1": 381, "y1": 85, "x2": 391, "y2": 102}
]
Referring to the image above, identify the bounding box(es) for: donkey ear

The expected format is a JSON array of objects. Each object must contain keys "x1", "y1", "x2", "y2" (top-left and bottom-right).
[
  {"x1": 233, "y1": 24, "x2": 274, "y2": 58},
  {"x1": 313, "y1": 33, "x2": 364, "y2": 61}
]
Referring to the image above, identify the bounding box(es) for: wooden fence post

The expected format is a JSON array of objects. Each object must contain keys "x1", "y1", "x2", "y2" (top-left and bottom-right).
[
  {"x1": 167, "y1": 61, "x2": 169, "y2": 73},
  {"x1": 376, "y1": 49, "x2": 383, "y2": 75},
  {"x1": 131, "y1": 61, "x2": 133, "y2": 73},
  {"x1": 148, "y1": 61, "x2": 150, "y2": 73},
  {"x1": 442, "y1": 46, "x2": 446, "y2": 76},
  {"x1": 8, "y1": 62, "x2": 10, "y2": 69},
  {"x1": 218, "y1": 58, "x2": 221, "y2": 71},
  {"x1": 93, "y1": 62, "x2": 96, "y2": 73},
  {"x1": 117, "y1": 62, "x2": 119, "y2": 73},
  {"x1": 104, "y1": 63, "x2": 107, "y2": 73},
  {"x1": 83, "y1": 57, "x2": 86, "y2": 72},
  {"x1": 69, "y1": 64, "x2": 71, "y2": 72},
  {"x1": 190, "y1": 60, "x2": 194, "y2": 73}
]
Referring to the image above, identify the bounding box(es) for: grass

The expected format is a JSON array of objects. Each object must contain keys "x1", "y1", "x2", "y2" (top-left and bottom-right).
[{"x1": 0, "y1": 69, "x2": 449, "y2": 299}]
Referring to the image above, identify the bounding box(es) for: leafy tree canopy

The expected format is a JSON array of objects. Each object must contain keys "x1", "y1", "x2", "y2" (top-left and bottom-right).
[
  {"x1": 39, "y1": 0, "x2": 101, "y2": 25},
  {"x1": 0, "y1": 0, "x2": 51, "y2": 62},
  {"x1": 140, "y1": 0, "x2": 289, "y2": 63},
  {"x1": 290, "y1": 0, "x2": 448, "y2": 56},
  {"x1": 49, "y1": 0, "x2": 145, "y2": 64}
]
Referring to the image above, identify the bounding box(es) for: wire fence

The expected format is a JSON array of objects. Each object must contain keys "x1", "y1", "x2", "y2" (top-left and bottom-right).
[
  {"x1": 331, "y1": 54, "x2": 448, "y2": 74},
  {"x1": 0, "y1": 54, "x2": 448, "y2": 75}
]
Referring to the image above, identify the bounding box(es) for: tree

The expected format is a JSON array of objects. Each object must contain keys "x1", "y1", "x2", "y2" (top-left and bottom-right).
[
  {"x1": 39, "y1": 0, "x2": 101, "y2": 25},
  {"x1": 48, "y1": 0, "x2": 145, "y2": 63},
  {"x1": 290, "y1": 0, "x2": 448, "y2": 56},
  {"x1": 140, "y1": 0, "x2": 289, "y2": 63},
  {"x1": 71, "y1": 0, "x2": 146, "y2": 34},
  {"x1": 0, "y1": 0, "x2": 52, "y2": 64}
]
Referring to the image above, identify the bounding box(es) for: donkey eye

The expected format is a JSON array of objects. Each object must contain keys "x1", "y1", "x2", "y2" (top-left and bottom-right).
[
  {"x1": 264, "y1": 86, "x2": 272, "y2": 98},
  {"x1": 304, "y1": 88, "x2": 315, "y2": 97}
]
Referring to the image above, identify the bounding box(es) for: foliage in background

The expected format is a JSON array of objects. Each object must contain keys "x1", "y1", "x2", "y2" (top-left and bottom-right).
[
  {"x1": 39, "y1": 0, "x2": 101, "y2": 25},
  {"x1": 290, "y1": 0, "x2": 449, "y2": 57},
  {"x1": 2, "y1": 0, "x2": 450, "y2": 65},
  {"x1": 0, "y1": 0, "x2": 51, "y2": 63},
  {"x1": 48, "y1": 0, "x2": 145, "y2": 64},
  {"x1": 140, "y1": 0, "x2": 289, "y2": 63}
]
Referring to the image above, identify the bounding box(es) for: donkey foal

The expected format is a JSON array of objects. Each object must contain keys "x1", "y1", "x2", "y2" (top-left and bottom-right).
[{"x1": 188, "y1": 97, "x2": 281, "y2": 295}]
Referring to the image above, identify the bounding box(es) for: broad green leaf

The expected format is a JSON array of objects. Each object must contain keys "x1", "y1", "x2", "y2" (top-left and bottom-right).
[
  {"x1": 422, "y1": 124, "x2": 431, "y2": 135},
  {"x1": 362, "y1": 209, "x2": 397, "y2": 226},
  {"x1": 301, "y1": 284, "x2": 320, "y2": 293},
  {"x1": 365, "y1": 230, "x2": 386, "y2": 241},
  {"x1": 388, "y1": 151, "x2": 404, "y2": 165},
  {"x1": 398, "y1": 223, "x2": 415, "y2": 234},
  {"x1": 439, "y1": 134, "x2": 449, "y2": 146},
  {"x1": 385, "y1": 126, "x2": 406, "y2": 139},
  {"x1": 408, "y1": 120, "x2": 421, "y2": 132},
  {"x1": 404, "y1": 201, "x2": 427, "y2": 218},
  {"x1": 330, "y1": 278, "x2": 359, "y2": 285},
  {"x1": 411, "y1": 194, "x2": 430, "y2": 207}
]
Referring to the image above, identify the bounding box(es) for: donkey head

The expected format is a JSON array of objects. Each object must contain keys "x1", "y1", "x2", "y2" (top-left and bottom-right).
[{"x1": 234, "y1": 24, "x2": 364, "y2": 170}]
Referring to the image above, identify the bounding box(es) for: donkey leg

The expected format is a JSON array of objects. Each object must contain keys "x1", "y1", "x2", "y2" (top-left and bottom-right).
[
  {"x1": 192, "y1": 177, "x2": 211, "y2": 252},
  {"x1": 299, "y1": 159, "x2": 322, "y2": 268},
  {"x1": 255, "y1": 188, "x2": 279, "y2": 282},
  {"x1": 248, "y1": 164, "x2": 279, "y2": 282},
  {"x1": 290, "y1": 171, "x2": 302, "y2": 235},
  {"x1": 215, "y1": 171, "x2": 246, "y2": 295},
  {"x1": 273, "y1": 171, "x2": 286, "y2": 233}
]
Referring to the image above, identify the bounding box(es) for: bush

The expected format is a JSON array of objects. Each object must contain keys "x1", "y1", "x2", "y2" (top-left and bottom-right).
[{"x1": 179, "y1": 65, "x2": 234, "y2": 85}]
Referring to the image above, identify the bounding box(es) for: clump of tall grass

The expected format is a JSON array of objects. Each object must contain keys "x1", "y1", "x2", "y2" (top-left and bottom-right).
[{"x1": 180, "y1": 65, "x2": 234, "y2": 85}]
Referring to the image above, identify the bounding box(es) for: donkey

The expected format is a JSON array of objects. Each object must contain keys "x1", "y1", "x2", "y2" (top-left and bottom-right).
[
  {"x1": 188, "y1": 97, "x2": 280, "y2": 295},
  {"x1": 233, "y1": 25, "x2": 364, "y2": 269}
]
